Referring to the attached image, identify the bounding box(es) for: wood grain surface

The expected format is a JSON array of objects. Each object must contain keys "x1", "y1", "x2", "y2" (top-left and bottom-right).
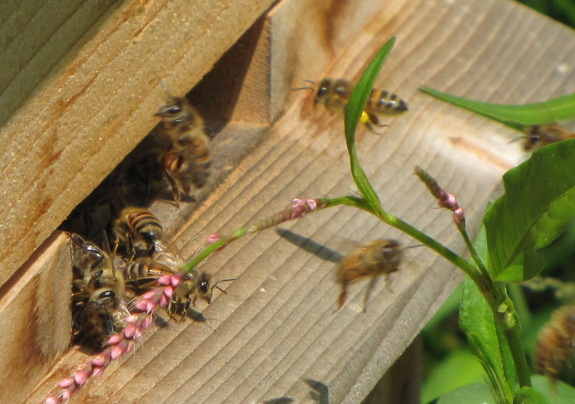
[{"x1": 21, "y1": 0, "x2": 575, "y2": 403}]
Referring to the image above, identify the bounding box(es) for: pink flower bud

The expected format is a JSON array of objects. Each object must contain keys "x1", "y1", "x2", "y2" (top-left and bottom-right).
[
  {"x1": 146, "y1": 301, "x2": 157, "y2": 312},
  {"x1": 110, "y1": 344, "x2": 125, "y2": 360},
  {"x1": 134, "y1": 299, "x2": 149, "y2": 312},
  {"x1": 58, "y1": 378, "x2": 74, "y2": 389},
  {"x1": 143, "y1": 315, "x2": 154, "y2": 329},
  {"x1": 163, "y1": 285, "x2": 174, "y2": 299},
  {"x1": 206, "y1": 233, "x2": 221, "y2": 244},
  {"x1": 126, "y1": 340, "x2": 136, "y2": 354},
  {"x1": 306, "y1": 199, "x2": 318, "y2": 210},
  {"x1": 157, "y1": 274, "x2": 173, "y2": 285},
  {"x1": 292, "y1": 198, "x2": 305, "y2": 207},
  {"x1": 159, "y1": 293, "x2": 170, "y2": 307},
  {"x1": 92, "y1": 353, "x2": 110, "y2": 367},
  {"x1": 142, "y1": 290, "x2": 158, "y2": 300},
  {"x1": 74, "y1": 369, "x2": 90, "y2": 386},
  {"x1": 124, "y1": 324, "x2": 137, "y2": 339},
  {"x1": 107, "y1": 334, "x2": 123, "y2": 346},
  {"x1": 61, "y1": 389, "x2": 74, "y2": 402},
  {"x1": 91, "y1": 367, "x2": 105, "y2": 378},
  {"x1": 45, "y1": 395, "x2": 61, "y2": 404}
]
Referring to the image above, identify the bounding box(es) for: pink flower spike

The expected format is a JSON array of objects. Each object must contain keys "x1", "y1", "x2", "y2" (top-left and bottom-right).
[
  {"x1": 160, "y1": 293, "x2": 170, "y2": 307},
  {"x1": 45, "y1": 395, "x2": 61, "y2": 404},
  {"x1": 107, "y1": 333, "x2": 124, "y2": 346},
  {"x1": 58, "y1": 377, "x2": 75, "y2": 389}
]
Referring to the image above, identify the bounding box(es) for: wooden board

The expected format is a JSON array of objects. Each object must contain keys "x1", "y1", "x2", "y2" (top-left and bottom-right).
[
  {"x1": 23, "y1": 0, "x2": 575, "y2": 402},
  {"x1": 0, "y1": 0, "x2": 277, "y2": 289}
]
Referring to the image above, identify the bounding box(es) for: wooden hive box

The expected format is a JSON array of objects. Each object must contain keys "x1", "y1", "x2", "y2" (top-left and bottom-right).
[{"x1": 0, "y1": 0, "x2": 574, "y2": 402}]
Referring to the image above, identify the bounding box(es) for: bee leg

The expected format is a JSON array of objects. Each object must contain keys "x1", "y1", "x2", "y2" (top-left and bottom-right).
[
  {"x1": 365, "y1": 113, "x2": 388, "y2": 135},
  {"x1": 362, "y1": 277, "x2": 379, "y2": 313},
  {"x1": 334, "y1": 284, "x2": 348, "y2": 313}
]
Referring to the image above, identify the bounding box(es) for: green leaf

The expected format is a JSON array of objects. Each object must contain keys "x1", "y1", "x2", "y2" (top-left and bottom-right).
[
  {"x1": 344, "y1": 37, "x2": 396, "y2": 214},
  {"x1": 484, "y1": 139, "x2": 575, "y2": 281},
  {"x1": 435, "y1": 383, "x2": 497, "y2": 404},
  {"x1": 459, "y1": 222, "x2": 516, "y2": 404},
  {"x1": 419, "y1": 86, "x2": 575, "y2": 125},
  {"x1": 531, "y1": 375, "x2": 575, "y2": 404},
  {"x1": 421, "y1": 348, "x2": 486, "y2": 403},
  {"x1": 460, "y1": 277, "x2": 516, "y2": 404}
]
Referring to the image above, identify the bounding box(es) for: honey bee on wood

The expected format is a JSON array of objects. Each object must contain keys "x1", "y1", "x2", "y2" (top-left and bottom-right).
[
  {"x1": 156, "y1": 96, "x2": 211, "y2": 201},
  {"x1": 168, "y1": 268, "x2": 235, "y2": 321},
  {"x1": 111, "y1": 207, "x2": 165, "y2": 259},
  {"x1": 534, "y1": 304, "x2": 575, "y2": 383},
  {"x1": 523, "y1": 123, "x2": 575, "y2": 151},
  {"x1": 71, "y1": 234, "x2": 129, "y2": 349},
  {"x1": 294, "y1": 78, "x2": 408, "y2": 133},
  {"x1": 335, "y1": 239, "x2": 403, "y2": 312}
]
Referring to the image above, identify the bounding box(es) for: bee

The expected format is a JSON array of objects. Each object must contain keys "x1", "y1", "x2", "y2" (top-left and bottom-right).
[
  {"x1": 111, "y1": 207, "x2": 165, "y2": 259},
  {"x1": 534, "y1": 304, "x2": 575, "y2": 383},
  {"x1": 168, "y1": 268, "x2": 235, "y2": 320},
  {"x1": 335, "y1": 239, "x2": 403, "y2": 312},
  {"x1": 523, "y1": 123, "x2": 575, "y2": 151},
  {"x1": 295, "y1": 78, "x2": 408, "y2": 133},
  {"x1": 71, "y1": 234, "x2": 129, "y2": 349},
  {"x1": 156, "y1": 96, "x2": 211, "y2": 201}
]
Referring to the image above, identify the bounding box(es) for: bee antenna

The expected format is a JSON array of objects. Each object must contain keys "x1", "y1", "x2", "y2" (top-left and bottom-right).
[
  {"x1": 508, "y1": 135, "x2": 526, "y2": 145},
  {"x1": 291, "y1": 86, "x2": 315, "y2": 92},
  {"x1": 405, "y1": 244, "x2": 424, "y2": 249},
  {"x1": 211, "y1": 278, "x2": 236, "y2": 294},
  {"x1": 291, "y1": 79, "x2": 318, "y2": 92},
  {"x1": 159, "y1": 80, "x2": 176, "y2": 101}
]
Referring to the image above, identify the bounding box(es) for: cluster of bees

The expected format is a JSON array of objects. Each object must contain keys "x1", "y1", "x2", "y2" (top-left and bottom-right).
[
  {"x1": 63, "y1": 77, "x2": 413, "y2": 347},
  {"x1": 66, "y1": 94, "x2": 215, "y2": 350}
]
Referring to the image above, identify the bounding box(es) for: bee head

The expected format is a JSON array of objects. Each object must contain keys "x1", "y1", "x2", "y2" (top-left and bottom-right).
[
  {"x1": 315, "y1": 78, "x2": 333, "y2": 104},
  {"x1": 156, "y1": 97, "x2": 185, "y2": 119}
]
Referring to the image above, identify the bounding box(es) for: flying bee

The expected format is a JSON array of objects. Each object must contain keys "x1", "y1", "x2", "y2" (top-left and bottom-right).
[
  {"x1": 335, "y1": 239, "x2": 403, "y2": 312},
  {"x1": 156, "y1": 96, "x2": 211, "y2": 201},
  {"x1": 534, "y1": 304, "x2": 575, "y2": 383},
  {"x1": 522, "y1": 123, "x2": 575, "y2": 151},
  {"x1": 111, "y1": 207, "x2": 165, "y2": 259},
  {"x1": 294, "y1": 78, "x2": 408, "y2": 133},
  {"x1": 71, "y1": 234, "x2": 129, "y2": 349}
]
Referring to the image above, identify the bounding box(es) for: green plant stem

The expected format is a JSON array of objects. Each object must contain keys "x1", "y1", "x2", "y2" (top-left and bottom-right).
[{"x1": 180, "y1": 196, "x2": 368, "y2": 273}]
